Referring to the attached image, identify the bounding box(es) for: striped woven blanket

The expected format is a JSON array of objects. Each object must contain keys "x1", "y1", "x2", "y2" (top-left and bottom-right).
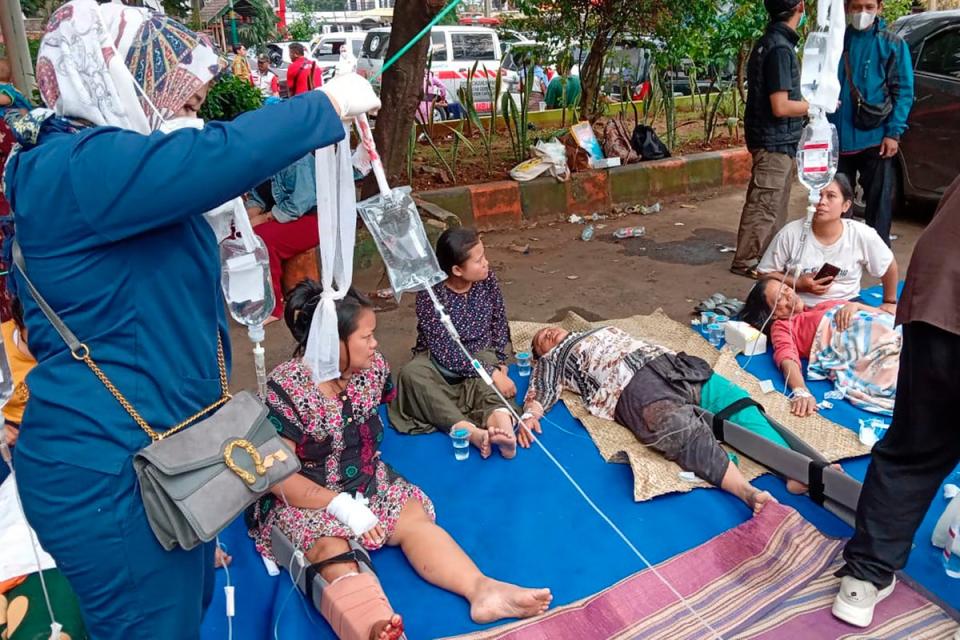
[{"x1": 447, "y1": 504, "x2": 958, "y2": 639}]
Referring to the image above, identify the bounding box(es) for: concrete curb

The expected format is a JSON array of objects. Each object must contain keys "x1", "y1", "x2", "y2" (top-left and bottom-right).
[{"x1": 418, "y1": 146, "x2": 752, "y2": 230}]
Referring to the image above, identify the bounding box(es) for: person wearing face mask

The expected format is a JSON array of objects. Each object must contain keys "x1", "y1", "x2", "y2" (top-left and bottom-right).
[
  {"x1": 2, "y1": 1, "x2": 380, "y2": 638},
  {"x1": 829, "y1": 0, "x2": 914, "y2": 246},
  {"x1": 731, "y1": 0, "x2": 810, "y2": 280}
]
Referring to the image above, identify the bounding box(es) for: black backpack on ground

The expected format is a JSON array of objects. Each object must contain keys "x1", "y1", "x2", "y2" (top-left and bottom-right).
[{"x1": 630, "y1": 124, "x2": 671, "y2": 161}]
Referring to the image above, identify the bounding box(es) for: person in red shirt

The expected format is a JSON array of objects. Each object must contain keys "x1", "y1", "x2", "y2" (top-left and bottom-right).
[
  {"x1": 739, "y1": 279, "x2": 892, "y2": 417},
  {"x1": 286, "y1": 42, "x2": 322, "y2": 96}
]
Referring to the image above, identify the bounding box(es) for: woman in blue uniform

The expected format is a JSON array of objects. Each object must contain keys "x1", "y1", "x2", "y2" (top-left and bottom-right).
[{"x1": 3, "y1": 1, "x2": 379, "y2": 638}]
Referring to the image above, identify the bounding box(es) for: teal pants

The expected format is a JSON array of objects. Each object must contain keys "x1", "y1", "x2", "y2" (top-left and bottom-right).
[{"x1": 700, "y1": 373, "x2": 790, "y2": 448}]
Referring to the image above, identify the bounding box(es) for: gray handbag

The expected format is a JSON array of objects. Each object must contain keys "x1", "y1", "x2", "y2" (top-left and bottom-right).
[{"x1": 13, "y1": 243, "x2": 300, "y2": 551}]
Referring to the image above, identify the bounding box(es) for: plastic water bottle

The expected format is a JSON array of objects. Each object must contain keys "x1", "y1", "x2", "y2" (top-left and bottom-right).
[
  {"x1": 220, "y1": 235, "x2": 276, "y2": 328},
  {"x1": 943, "y1": 518, "x2": 960, "y2": 578},
  {"x1": 796, "y1": 111, "x2": 840, "y2": 192},
  {"x1": 613, "y1": 226, "x2": 645, "y2": 239}
]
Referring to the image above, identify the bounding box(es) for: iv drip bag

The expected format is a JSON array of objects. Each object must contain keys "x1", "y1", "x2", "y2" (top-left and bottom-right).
[{"x1": 357, "y1": 187, "x2": 446, "y2": 299}]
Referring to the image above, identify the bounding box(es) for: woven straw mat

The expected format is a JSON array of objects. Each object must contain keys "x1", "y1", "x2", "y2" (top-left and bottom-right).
[{"x1": 510, "y1": 310, "x2": 869, "y2": 502}]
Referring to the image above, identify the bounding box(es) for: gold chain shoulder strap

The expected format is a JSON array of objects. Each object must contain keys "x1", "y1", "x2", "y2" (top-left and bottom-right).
[{"x1": 75, "y1": 336, "x2": 232, "y2": 441}]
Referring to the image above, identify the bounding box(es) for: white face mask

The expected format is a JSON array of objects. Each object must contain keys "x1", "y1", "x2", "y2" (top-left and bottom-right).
[{"x1": 847, "y1": 10, "x2": 876, "y2": 31}]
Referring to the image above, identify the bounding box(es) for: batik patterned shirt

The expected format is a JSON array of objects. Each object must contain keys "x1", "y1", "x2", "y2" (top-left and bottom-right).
[
  {"x1": 413, "y1": 272, "x2": 510, "y2": 378},
  {"x1": 525, "y1": 326, "x2": 671, "y2": 420}
]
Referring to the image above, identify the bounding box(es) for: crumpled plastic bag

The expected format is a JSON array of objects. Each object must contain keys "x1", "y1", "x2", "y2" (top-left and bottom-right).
[{"x1": 509, "y1": 139, "x2": 570, "y2": 182}]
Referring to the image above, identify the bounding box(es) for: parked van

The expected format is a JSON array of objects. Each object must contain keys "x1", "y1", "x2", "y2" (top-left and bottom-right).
[
  {"x1": 358, "y1": 26, "x2": 518, "y2": 114},
  {"x1": 312, "y1": 32, "x2": 369, "y2": 81}
]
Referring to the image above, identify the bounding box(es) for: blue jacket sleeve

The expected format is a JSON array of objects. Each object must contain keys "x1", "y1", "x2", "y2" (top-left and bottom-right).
[
  {"x1": 70, "y1": 92, "x2": 344, "y2": 242},
  {"x1": 885, "y1": 37, "x2": 914, "y2": 140}
]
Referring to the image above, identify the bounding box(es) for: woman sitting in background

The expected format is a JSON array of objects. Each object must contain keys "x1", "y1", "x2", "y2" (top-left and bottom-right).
[
  {"x1": 740, "y1": 279, "x2": 900, "y2": 417},
  {"x1": 248, "y1": 282, "x2": 551, "y2": 640},
  {"x1": 757, "y1": 175, "x2": 898, "y2": 309}
]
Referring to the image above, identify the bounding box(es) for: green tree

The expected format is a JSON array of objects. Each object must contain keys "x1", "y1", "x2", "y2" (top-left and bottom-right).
[
  {"x1": 516, "y1": 0, "x2": 670, "y2": 121},
  {"x1": 238, "y1": 0, "x2": 280, "y2": 46},
  {"x1": 287, "y1": 0, "x2": 319, "y2": 41}
]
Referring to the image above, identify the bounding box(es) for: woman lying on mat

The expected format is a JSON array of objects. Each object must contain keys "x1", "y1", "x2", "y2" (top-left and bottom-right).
[
  {"x1": 522, "y1": 325, "x2": 814, "y2": 510},
  {"x1": 248, "y1": 282, "x2": 551, "y2": 640},
  {"x1": 389, "y1": 227, "x2": 521, "y2": 459},
  {"x1": 740, "y1": 279, "x2": 900, "y2": 417},
  {"x1": 756, "y1": 175, "x2": 898, "y2": 308}
]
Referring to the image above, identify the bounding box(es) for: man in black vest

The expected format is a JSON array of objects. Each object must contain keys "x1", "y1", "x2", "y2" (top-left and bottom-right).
[{"x1": 731, "y1": 0, "x2": 809, "y2": 279}]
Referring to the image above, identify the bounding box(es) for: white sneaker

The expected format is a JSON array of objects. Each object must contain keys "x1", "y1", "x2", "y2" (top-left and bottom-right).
[{"x1": 832, "y1": 575, "x2": 897, "y2": 628}]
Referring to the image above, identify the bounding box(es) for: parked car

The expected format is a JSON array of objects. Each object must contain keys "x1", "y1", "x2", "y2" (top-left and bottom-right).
[
  {"x1": 311, "y1": 32, "x2": 368, "y2": 82},
  {"x1": 358, "y1": 25, "x2": 519, "y2": 115},
  {"x1": 892, "y1": 9, "x2": 960, "y2": 207}
]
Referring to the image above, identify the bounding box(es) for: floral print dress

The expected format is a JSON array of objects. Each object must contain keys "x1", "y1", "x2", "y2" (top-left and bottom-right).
[{"x1": 249, "y1": 352, "x2": 435, "y2": 559}]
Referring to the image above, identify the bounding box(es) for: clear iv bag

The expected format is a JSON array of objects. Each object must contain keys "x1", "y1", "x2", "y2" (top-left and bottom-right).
[
  {"x1": 796, "y1": 111, "x2": 839, "y2": 192},
  {"x1": 220, "y1": 234, "x2": 276, "y2": 328},
  {"x1": 800, "y1": 31, "x2": 841, "y2": 112},
  {"x1": 357, "y1": 186, "x2": 446, "y2": 299}
]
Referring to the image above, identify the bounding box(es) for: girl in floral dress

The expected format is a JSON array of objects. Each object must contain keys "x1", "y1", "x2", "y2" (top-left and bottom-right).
[{"x1": 248, "y1": 281, "x2": 552, "y2": 640}]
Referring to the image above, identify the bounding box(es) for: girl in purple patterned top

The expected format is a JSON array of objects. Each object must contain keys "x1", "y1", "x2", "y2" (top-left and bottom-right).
[
  {"x1": 249, "y1": 281, "x2": 552, "y2": 639},
  {"x1": 389, "y1": 228, "x2": 523, "y2": 459}
]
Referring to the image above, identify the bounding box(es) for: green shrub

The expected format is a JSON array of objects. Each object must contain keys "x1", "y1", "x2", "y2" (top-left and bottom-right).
[{"x1": 199, "y1": 74, "x2": 264, "y2": 122}]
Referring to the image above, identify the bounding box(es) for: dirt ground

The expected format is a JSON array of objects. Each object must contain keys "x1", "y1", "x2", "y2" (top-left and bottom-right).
[{"x1": 228, "y1": 185, "x2": 929, "y2": 392}]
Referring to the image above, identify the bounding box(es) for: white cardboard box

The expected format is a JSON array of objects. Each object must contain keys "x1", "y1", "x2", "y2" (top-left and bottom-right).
[{"x1": 724, "y1": 321, "x2": 767, "y2": 356}]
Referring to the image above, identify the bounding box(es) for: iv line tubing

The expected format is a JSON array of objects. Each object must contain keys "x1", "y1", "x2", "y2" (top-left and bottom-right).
[{"x1": 423, "y1": 286, "x2": 725, "y2": 640}]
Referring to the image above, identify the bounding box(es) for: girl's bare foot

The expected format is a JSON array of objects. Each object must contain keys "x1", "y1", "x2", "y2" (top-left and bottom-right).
[
  {"x1": 370, "y1": 614, "x2": 404, "y2": 640},
  {"x1": 488, "y1": 426, "x2": 517, "y2": 460},
  {"x1": 465, "y1": 425, "x2": 492, "y2": 458},
  {"x1": 469, "y1": 578, "x2": 552, "y2": 624},
  {"x1": 263, "y1": 315, "x2": 281, "y2": 326}
]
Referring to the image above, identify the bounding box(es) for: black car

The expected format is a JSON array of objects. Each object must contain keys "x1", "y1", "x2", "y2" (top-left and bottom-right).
[{"x1": 892, "y1": 10, "x2": 960, "y2": 206}]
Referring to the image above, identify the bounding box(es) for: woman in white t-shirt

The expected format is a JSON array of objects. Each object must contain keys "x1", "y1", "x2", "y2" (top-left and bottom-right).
[{"x1": 757, "y1": 175, "x2": 899, "y2": 308}]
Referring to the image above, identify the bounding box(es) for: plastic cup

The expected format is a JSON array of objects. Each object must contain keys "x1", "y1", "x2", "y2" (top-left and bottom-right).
[
  {"x1": 707, "y1": 323, "x2": 723, "y2": 347},
  {"x1": 538, "y1": 101, "x2": 547, "y2": 111},
  {"x1": 713, "y1": 314, "x2": 729, "y2": 326},
  {"x1": 516, "y1": 351, "x2": 532, "y2": 377},
  {"x1": 451, "y1": 428, "x2": 470, "y2": 461},
  {"x1": 700, "y1": 311, "x2": 716, "y2": 336}
]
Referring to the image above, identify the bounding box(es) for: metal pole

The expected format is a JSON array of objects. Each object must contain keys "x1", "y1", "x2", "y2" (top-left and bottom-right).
[
  {"x1": 484, "y1": 0, "x2": 491, "y2": 17},
  {"x1": 0, "y1": 0, "x2": 37, "y2": 98},
  {"x1": 228, "y1": 0, "x2": 238, "y2": 45}
]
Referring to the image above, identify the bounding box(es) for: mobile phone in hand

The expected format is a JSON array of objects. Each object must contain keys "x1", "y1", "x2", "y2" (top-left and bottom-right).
[{"x1": 814, "y1": 263, "x2": 841, "y2": 280}]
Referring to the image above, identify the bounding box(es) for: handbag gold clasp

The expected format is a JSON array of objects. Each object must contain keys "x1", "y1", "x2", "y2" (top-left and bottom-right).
[{"x1": 223, "y1": 439, "x2": 266, "y2": 485}]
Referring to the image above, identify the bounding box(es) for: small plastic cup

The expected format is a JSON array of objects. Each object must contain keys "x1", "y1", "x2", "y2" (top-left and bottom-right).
[
  {"x1": 700, "y1": 310, "x2": 717, "y2": 326},
  {"x1": 538, "y1": 101, "x2": 547, "y2": 111},
  {"x1": 713, "y1": 314, "x2": 729, "y2": 326},
  {"x1": 451, "y1": 428, "x2": 470, "y2": 461},
  {"x1": 516, "y1": 351, "x2": 532, "y2": 377},
  {"x1": 707, "y1": 323, "x2": 723, "y2": 347}
]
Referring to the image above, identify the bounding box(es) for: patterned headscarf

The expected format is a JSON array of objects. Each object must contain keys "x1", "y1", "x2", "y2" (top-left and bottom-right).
[{"x1": 35, "y1": 0, "x2": 223, "y2": 133}]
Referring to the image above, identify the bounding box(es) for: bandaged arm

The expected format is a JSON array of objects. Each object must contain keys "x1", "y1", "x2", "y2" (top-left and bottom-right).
[{"x1": 271, "y1": 437, "x2": 378, "y2": 536}]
